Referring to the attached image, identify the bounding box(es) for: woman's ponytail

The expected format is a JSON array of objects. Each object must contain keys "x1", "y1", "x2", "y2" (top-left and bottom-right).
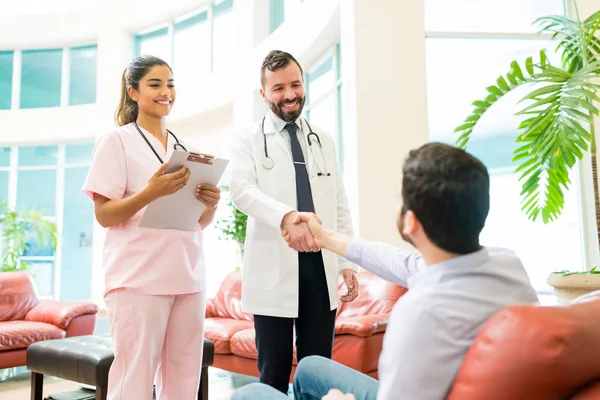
[{"x1": 114, "y1": 69, "x2": 138, "y2": 126}]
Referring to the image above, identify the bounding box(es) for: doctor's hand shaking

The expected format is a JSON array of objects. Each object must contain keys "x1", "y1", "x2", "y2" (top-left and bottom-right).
[
  {"x1": 282, "y1": 212, "x2": 359, "y2": 302},
  {"x1": 280, "y1": 211, "x2": 320, "y2": 253}
]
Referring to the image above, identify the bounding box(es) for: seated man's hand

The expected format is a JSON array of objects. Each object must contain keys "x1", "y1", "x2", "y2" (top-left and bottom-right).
[
  {"x1": 340, "y1": 269, "x2": 359, "y2": 302},
  {"x1": 282, "y1": 212, "x2": 324, "y2": 248},
  {"x1": 322, "y1": 389, "x2": 356, "y2": 400},
  {"x1": 281, "y1": 211, "x2": 319, "y2": 252}
]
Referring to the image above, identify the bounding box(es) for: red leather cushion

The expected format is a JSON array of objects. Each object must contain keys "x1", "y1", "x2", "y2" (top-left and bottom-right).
[
  {"x1": 336, "y1": 271, "x2": 406, "y2": 319},
  {"x1": 208, "y1": 271, "x2": 253, "y2": 321},
  {"x1": 571, "y1": 381, "x2": 600, "y2": 400},
  {"x1": 204, "y1": 318, "x2": 253, "y2": 355},
  {"x1": 448, "y1": 299, "x2": 600, "y2": 400},
  {"x1": 0, "y1": 272, "x2": 39, "y2": 322},
  {"x1": 0, "y1": 321, "x2": 65, "y2": 351}
]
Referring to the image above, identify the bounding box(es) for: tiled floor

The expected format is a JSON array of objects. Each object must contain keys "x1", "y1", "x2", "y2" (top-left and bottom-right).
[{"x1": 0, "y1": 367, "x2": 244, "y2": 400}]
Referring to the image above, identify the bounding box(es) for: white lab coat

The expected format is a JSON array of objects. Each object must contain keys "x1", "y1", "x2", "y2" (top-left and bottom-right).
[{"x1": 229, "y1": 113, "x2": 356, "y2": 318}]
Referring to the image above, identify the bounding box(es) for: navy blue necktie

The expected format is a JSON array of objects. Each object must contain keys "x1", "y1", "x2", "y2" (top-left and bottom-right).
[{"x1": 286, "y1": 123, "x2": 315, "y2": 213}]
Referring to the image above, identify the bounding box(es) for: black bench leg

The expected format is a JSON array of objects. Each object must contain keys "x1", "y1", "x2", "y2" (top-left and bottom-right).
[
  {"x1": 96, "y1": 385, "x2": 108, "y2": 400},
  {"x1": 30, "y1": 372, "x2": 43, "y2": 400},
  {"x1": 198, "y1": 366, "x2": 209, "y2": 400}
]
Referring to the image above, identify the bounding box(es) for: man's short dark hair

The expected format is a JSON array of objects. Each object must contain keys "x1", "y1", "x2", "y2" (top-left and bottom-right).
[
  {"x1": 402, "y1": 142, "x2": 490, "y2": 254},
  {"x1": 260, "y1": 50, "x2": 304, "y2": 88}
]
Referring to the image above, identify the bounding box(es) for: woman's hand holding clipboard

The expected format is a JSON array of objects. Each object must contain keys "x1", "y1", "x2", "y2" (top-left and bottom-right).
[{"x1": 139, "y1": 150, "x2": 229, "y2": 231}]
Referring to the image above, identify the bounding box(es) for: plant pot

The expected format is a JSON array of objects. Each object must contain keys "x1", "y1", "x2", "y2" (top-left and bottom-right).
[{"x1": 547, "y1": 273, "x2": 600, "y2": 304}]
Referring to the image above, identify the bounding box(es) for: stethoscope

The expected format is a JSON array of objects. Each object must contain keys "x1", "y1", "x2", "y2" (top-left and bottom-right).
[
  {"x1": 134, "y1": 121, "x2": 188, "y2": 164},
  {"x1": 261, "y1": 117, "x2": 330, "y2": 176}
]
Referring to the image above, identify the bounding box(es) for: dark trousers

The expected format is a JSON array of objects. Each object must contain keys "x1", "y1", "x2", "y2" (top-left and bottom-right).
[{"x1": 253, "y1": 251, "x2": 337, "y2": 394}]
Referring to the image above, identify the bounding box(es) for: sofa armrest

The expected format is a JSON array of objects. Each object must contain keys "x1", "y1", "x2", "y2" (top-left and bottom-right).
[
  {"x1": 205, "y1": 298, "x2": 217, "y2": 318},
  {"x1": 335, "y1": 313, "x2": 390, "y2": 338},
  {"x1": 25, "y1": 300, "x2": 99, "y2": 330}
]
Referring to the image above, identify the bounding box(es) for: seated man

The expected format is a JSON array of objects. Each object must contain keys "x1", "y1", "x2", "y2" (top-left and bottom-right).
[{"x1": 231, "y1": 142, "x2": 539, "y2": 400}]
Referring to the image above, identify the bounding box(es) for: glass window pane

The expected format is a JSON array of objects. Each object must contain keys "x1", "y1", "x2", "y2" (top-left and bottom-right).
[
  {"x1": 135, "y1": 28, "x2": 171, "y2": 63},
  {"x1": 307, "y1": 93, "x2": 336, "y2": 144},
  {"x1": 61, "y1": 167, "x2": 93, "y2": 300},
  {"x1": 69, "y1": 45, "x2": 97, "y2": 105},
  {"x1": 426, "y1": 37, "x2": 584, "y2": 291},
  {"x1": 0, "y1": 147, "x2": 11, "y2": 167},
  {"x1": 17, "y1": 169, "x2": 56, "y2": 215},
  {"x1": 0, "y1": 51, "x2": 13, "y2": 110},
  {"x1": 213, "y1": 4, "x2": 235, "y2": 72},
  {"x1": 307, "y1": 52, "x2": 334, "y2": 105},
  {"x1": 174, "y1": 11, "x2": 210, "y2": 79},
  {"x1": 18, "y1": 145, "x2": 58, "y2": 167},
  {"x1": 270, "y1": 0, "x2": 285, "y2": 32},
  {"x1": 23, "y1": 226, "x2": 55, "y2": 257},
  {"x1": 25, "y1": 260, "x2": 54, "y2": 297},
  {"x1": 0, "y1": 171, "x2": 9, "y2": 204},
  {"x1": 20, "y1": 49, "x2": 62, "y2": 109},
  {"x1": 425, "y1": 0, "x2": 565, "y2": 33},
  {"x1": 66, "y1": 142, "x2": 94, "y2": 164}
]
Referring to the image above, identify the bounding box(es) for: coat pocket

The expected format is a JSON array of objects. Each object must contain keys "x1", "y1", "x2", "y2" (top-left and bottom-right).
[{"x1": 242, "y1": 241, "x2": 280, "y2": 290}]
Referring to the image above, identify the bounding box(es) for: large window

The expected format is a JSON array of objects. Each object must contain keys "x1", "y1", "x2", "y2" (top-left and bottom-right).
[
  {"x1": 135, "y1": 0, "x2": 235, "y2": 75},
  {"x1": 0, "y1": 143, "x2": 95, "y2": 299},
  {"x1": 174, "y1": 10, "x2": 210, "y2": 76},
  {"x1": 20, "y1": 49, "x2": 63, "y2": 109},
  {"x1": 0, "y1": 51, "x2": 13, "y2": 110},
  {"x1": 305, "y1": 42, "x2": 344, "y2": 171},
  {"x1": 424, "y1": 0, "x2": 582, "y2": 294},
  {"x1": 134, "y1": 27, "x2": 171, "y2": 64},
  {"x1": 0, "y1": 44, "x2": 97, "y2": 110},
  {"x1": 269, "y1": 0, "x2": 303, "y2": 33},
  {"x1": 69, "y1": 45, "x2": 98, "y2": 106}
]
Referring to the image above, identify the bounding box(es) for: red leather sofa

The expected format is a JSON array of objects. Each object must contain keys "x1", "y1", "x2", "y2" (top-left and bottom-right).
[
  {"x1": 447, "y1": 291, "x2": 600, "y2": 399},
  {"x1": 0, "y1": 271, "x2": 99, "y2": 369},
  {"x1": 204, "y1": 270, "x2": 406, "y2": 381}
]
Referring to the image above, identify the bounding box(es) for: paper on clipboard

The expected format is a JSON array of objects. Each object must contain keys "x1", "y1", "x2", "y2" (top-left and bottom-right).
[{"x1": 139, "y1": 150, "x2": 229, "y2": 231}]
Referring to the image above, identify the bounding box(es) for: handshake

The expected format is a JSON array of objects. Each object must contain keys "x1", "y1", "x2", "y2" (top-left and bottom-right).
[
  {"x1": 281, "y1": 210, "x2": 358, "y2": 303},
  {"x1": 280, "y1": 211, "x2": 325, "y2": 253}
]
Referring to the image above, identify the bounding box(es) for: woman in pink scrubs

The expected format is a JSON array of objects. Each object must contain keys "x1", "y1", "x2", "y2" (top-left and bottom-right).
[{"x1": 82, "y1": 55, "x2": 220, "y2": 399}]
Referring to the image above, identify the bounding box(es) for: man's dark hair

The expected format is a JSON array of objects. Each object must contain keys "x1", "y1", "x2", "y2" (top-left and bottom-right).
[
  {"x1": 260, "y1": 50, "x2": 304, "y2": 88},
  {"x1": 401, "y1": 142, "x2": 490, "y2": 254}
]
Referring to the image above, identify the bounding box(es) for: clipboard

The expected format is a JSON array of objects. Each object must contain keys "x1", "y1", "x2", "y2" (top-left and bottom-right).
[{"x1": 139, "y1": 150, "x2": 229, "y2": 231}]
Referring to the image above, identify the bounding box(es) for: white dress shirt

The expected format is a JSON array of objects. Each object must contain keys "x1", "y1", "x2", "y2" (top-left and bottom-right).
[
  {"x1": 268, "y1": 110, "x2": 307, "y2": 158},
  {"x1": 346, "y1": 239, "x2": 539, "y2": 400}
]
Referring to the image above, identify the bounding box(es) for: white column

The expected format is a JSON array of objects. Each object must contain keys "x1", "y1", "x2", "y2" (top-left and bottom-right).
[
  {"x1": 95, "y1": 4, "x2": 134, "y2": 134},
  {"x1": 340, "y1": 0, "x2": 429, "y2": 245},
  {"x1": 232, "y1": 0, "x2": 270, "y2": 129},
  {"x1": 90, "y1": 3, "x2": 134, "y2": 307}
]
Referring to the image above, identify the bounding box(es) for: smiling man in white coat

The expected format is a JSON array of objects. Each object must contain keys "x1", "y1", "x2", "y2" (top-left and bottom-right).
[{"x1": 229, "y1": 50, "x2": 359, "y2": 394}]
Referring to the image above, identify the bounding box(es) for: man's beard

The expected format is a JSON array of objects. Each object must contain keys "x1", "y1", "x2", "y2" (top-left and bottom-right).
[{"x1": 268, "y1": 96, "x2": 305, "y2": 122}]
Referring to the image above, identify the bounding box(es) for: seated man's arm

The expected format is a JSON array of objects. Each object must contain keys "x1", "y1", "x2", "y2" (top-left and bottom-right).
[
  {"x1": 377, "y1": 305, "x2": 463, "y2": 400},
  {"x1": 285, "y1": 213, "x2": 424, "y2": 287},
  {"x1": 343, "y1": 238, "x2": 423, "y2": 287}
]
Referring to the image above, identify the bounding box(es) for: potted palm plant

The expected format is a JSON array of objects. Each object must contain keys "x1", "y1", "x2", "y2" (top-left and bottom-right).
[
  {"x1": 0, "y1": 202, "x2": 57, "y2": 272},
  {"x1": 454, "y1": 5, "x2": 600, "y2": 303}
]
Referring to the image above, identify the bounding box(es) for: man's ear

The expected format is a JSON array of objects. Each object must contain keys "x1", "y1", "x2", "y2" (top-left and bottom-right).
[
  {"x1": 403, "y1": 210, "x2": 419, "y2": 236},
  {"x1": 259, "y1": 88, "x2": 267, "y2": 103}
]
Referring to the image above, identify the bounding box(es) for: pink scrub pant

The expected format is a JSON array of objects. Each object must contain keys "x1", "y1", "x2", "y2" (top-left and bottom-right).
[{"x1": 104, "y1": 289, "x2": 206, "y2": 400}]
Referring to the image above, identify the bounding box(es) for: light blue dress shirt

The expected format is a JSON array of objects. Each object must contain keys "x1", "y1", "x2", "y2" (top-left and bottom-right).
[{"x1": 346, "y1": 239, "x2": 539, "y2": 400}]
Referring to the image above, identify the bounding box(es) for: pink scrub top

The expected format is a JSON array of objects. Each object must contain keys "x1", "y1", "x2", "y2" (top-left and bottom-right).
[{"x1": 82, "y1": 123, "x2": 205, "y2": 296}]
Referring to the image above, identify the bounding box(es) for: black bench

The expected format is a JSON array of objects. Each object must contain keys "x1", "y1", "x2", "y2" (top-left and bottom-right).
[{"x1": 26, "y1": 335, "x2": 215, "y2": 400}]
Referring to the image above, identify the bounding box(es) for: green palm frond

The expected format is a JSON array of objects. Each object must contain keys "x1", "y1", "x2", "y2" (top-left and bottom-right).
[
  {"x1": 535, "y1": 11, "x2": 600, "y2": 73},
  {"x1": 512, "y1": 63, "x2": 600, "y2": 222},
  {"x1": 455, "y1": 8, "x2": 600, "y2": 225},
  {"x1": 455, "y1": 50, "x2": 550, "y2": 149}
]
